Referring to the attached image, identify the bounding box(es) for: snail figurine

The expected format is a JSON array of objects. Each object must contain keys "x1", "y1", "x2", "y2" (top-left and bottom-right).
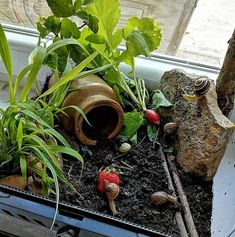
[
  {"x1": 194, "y1": 78, "x2": 211, "y2": 96},
  {"x1": 119, "y1": 142, "x2": 131, "y2": 153},
  {"x1": 163, "y1": 118, "x2": 181, "y2": 135},
  {"x1": 151, "y1": 191, "x2": 177, "y2": 205},
  {"x1": 105, "y1": 182, "x2": 120, "y2": 216},
  {"x1": 183, "y1": 77, "x2": 211, "y2": 102}
]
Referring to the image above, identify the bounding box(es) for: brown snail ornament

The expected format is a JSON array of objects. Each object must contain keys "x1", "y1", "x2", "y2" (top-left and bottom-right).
[
  {"x1": 105, "y1": 182, "x2": 120, "y2": 216},
  {"x1": 163, "y1": 118, "x2": 181, "y2": 135},
  {"x1": 194, "y1": 78, "x2": 210, "y2": 96},
  {"x1": 183, "y1": 77, "x2": 211, "y2": 102},
  {"x1": 151, "y1": 191, "x2": 177, "y2": 205}
]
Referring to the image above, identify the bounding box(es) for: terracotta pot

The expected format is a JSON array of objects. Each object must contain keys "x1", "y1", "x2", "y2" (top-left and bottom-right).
[
  {"x1": 61, "y1": 75, "x2": 124, "y2": 145},
  {"x1": 0, "y1": 175, "x2": 26, "y2": 190}
]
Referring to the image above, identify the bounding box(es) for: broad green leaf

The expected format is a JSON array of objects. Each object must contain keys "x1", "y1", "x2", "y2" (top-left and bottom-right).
[
  {"x1": 85, "y1": 34, "x2": 105, "y2": 44},
  {"x1": 111, "y1": 29, "x2": 123, "y2": 49},
  {"x1": 75, "y1": 10, "x2": 99, "y2": 33},
  {"x1": 40, "y1": 51, "x2": 99, "y2": 97},
  {"x1": 104, "y1": 68, "x2": 121, "y2": 85},
  {"x1": 151, "y1": 90, "x2": 173, "y2": 111},
  {"x1": 120, "y1": 17, "x2": 161, "y2": 68},
  {"x1": 36, "y1": 22, "x2": 48, "y2": 38},
  {"x1": 44, "y1": 53, "x2": 58, "y2": 71},
  {"x1": 87, "y1": 15, "x2": 99, "y2": 34},
  {"x1": 0, "y1": 24, "x2": 13, "y2": 102},
  {"x1": 44, "y1": 16, "x2": 61, "y2": 35},
  {"x1": 19, "y1": 46, "x2": 47, "y2": 101},
  {"x1": 126, "y1": 31, "x2": 150, "y2": 57},
  {"x1": 123, "y1": 17, "x2": 139, "y2": 38},
  {"x1": 46, "y1": 0, "x2": 74, "y2": 17},
  {"x1": 121, "y1": 111, "x2": 144, "y2": 139},
  {"x1": 74, "y1": 0, "x2": 82, "y2": 12},
  {"x1": 82, "y1": 0, "x2": 95, "y2": 6},
  {"x1": 147, "y1": 124, "x2": 159, "y2": 142},
  {"x1": 85, "y1": 0, "x2": 120, "y2": 49},
  {"x1": 138, "y1": 18, "x2": 161, "y2": 52},
  {"x1": 20, "y1": 155, "x2": 27, "y2": 184},
  {"x1": 118, "y1": 49, "x2": 134, "y2": 68},
  {"x1": 17, "y1": 119, "x2": 23, "y2": 149},
  {"x1": 60, "y1": 18, "x2": 80, "y2": 39}
]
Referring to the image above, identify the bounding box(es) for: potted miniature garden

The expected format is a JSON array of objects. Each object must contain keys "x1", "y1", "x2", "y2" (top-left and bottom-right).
[{"x1": 0, "y1": 0, "x2": 235, "y2": 236}]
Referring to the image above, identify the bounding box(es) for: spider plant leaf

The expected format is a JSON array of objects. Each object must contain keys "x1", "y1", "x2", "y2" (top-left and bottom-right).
[
  {"x1": 13, "y1": 64, "x2": 33, "y2": 97},
  {"x1": 0, "y1": 24, "x2": 13, "y2": 102},
  {"x1": 62, "y1": 105, "x2": 90, "y2": 126},
  {"x1": 46, "y1": 38, "x2": 88, "y2": 56},
  {"x1": 49, "y1": 145, "x2": 84, "y2": 168},
  {"x1": 19, "y1": 46, "x2": 47, "y2": 101},
  {"x1": 21, "y1": 109, "x2": 70, "y2": 147},
  {"x1": 40, "y1": 51, "x2": 100, "y2": 98},
  {"x1": 20, "y1": 155, "x2": 27, "y2": 184},
  {"x1": 71, "y1": 63, "x2": 114, "y2": 81},
  {"x1": 29, "y1": 145, "x2": 60, "y2": 229},
  {"x1": 17, "y1": 119, "x2": 23, "y2": 149}
]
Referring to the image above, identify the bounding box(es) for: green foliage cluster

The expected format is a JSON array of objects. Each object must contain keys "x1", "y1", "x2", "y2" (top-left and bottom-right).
[
  {"x1": 35, "y1": 0, "x2": 168, "y2": 143},
  {"x1": 37, "y1": 0, "x2": 161, "y2": 110}
]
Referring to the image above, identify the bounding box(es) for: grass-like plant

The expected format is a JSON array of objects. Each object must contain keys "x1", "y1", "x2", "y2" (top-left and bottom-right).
[{"x1": 0, "y1": 23, "x2": 112, "y2": 228}]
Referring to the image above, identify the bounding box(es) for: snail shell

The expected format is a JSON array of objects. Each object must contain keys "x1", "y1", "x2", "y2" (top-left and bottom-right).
[
  {"x1": 105, "y1": 182, "x2": 120, "y2": 200},
  {"x1": 194, "y1": 78, "x2": 210, "y2": 97},
  {"x1": 163, "y1": 118, "x2": 180, "y2": 135},
  {"x1": 151, "y1": 191, "x2": 177, "y2": 205},
  {"x1": 119, "y1": 143, "x2": 131, "y2": 153}
]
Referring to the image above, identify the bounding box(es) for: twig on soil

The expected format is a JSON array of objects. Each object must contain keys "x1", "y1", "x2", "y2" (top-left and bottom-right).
[
  {"x1": 56, "y1": 127, "x2": 80, "y2": 152},
  {"x1": 159, "y1": 148, "x2": 188, "y2": 237},
  {"x1": 113, "y1": 135, "x2": 146, "y2": 160},
  {"x1": 121, "y1": 161, "x2": 134, "y2": 170},
  {"x1": 166, "y1": 153, "x2": 199, "y2": 237},
  {"x1": 68, "y1": 164, "x2": 74, "y2": 179},
  {"x1": 111, "y1": 164, "x2": 133, "y2": 171}
]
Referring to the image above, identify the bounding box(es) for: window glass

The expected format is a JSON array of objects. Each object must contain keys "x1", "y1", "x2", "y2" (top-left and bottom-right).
[{"x1": 0, "y1": 0, "x2": 234, "y2": 67}]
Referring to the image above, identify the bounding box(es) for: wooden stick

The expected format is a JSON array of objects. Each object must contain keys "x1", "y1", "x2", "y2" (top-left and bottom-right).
[
  {"x1": 167, "y1": 153, "x2": 199, "y2": 237},
  {"x1": 159, "y1": 148, "x2": 188, "y2": 237}
]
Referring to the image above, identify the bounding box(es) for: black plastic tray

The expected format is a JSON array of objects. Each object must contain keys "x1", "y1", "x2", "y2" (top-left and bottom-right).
[{"x1": 0, "y1": 184, "x2": 170, "y2": 237}]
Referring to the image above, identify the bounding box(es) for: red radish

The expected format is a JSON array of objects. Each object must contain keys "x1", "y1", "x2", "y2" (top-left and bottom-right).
[{"x1": 145, "y1": 109, "x2": 160, "y2": 124}]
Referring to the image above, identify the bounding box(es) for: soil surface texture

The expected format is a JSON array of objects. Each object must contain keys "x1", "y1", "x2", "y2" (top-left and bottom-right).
[{"x1": 59, "y1": 128, "x2": 212, "y2": 237}]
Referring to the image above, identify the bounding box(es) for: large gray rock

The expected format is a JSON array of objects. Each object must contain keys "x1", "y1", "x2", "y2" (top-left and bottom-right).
[{"x1": 161, "y1": 69, "x2": 235, "y2": 180}]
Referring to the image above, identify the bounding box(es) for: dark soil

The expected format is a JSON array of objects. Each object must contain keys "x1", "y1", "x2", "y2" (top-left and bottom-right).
[
  {"x1": 178, "y1": 167, "x2": 213, "y2": 237},
  {"x1": 58, "y1": 128, "x2": 213, "y2": 237}
]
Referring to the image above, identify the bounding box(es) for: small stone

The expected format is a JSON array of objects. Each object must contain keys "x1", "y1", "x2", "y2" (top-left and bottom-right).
[{"x1": 118, "y1": 143, "x2": 131, "y2": 153}]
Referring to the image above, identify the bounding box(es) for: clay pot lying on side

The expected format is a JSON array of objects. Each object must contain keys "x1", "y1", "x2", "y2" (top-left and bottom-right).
[
  {"x1": 61, "y1": 75, "x2": 124, "y2": 145},
  {"x1": 0, "y1": 175, "x2": 26, "y2": 190}
]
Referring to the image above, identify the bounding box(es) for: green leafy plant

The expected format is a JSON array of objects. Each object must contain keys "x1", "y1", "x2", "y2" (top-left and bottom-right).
[
  {"x1": 37, "y1": 0, "x2": 161, "y2": 109},
  {"x1": 35, "y1": 0, "x2": 164, "y2": 143}
]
